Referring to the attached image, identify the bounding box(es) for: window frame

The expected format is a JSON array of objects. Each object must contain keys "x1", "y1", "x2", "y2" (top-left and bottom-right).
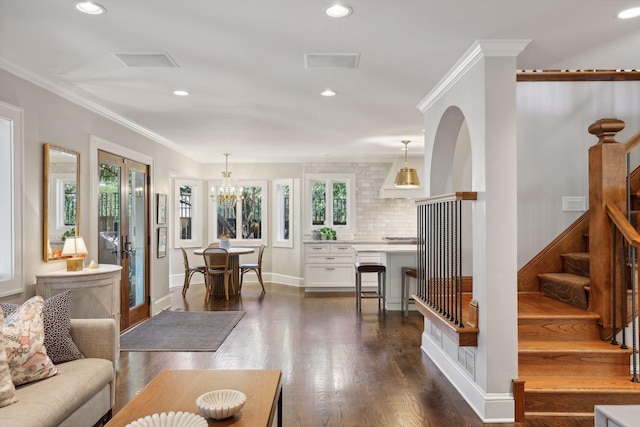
[
  {"x1": 209, "y1": 179, "x2": 268, "y2": 247},
  {"x1": 303, "y1": 173, "x2": 355, "y2": 236},
  {"x1": 174, "y1": 179, "x2": 203, "y2": 248},
  {"x1": 273, "y1": 179, "x2": 293, "y2": 248},
  {"x1": 0, "y1": 100, "x2": 23, "y2": 297}
]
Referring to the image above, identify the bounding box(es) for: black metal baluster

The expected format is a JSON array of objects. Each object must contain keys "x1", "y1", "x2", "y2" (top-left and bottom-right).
[
  {"x1": 612, "y1": 225, "x2": 618, "y2": 346},
  {"x1": 632, "y1": 246, "x2": 639, "y2": 382},
  {"x1": 621, "y1": 237, "x2": 628, "y2": 350}
]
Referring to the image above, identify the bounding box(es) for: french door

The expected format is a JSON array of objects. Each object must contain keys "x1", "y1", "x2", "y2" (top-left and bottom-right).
[{"x1": 97, "y1": 150, "x2": 150, "y2": 331}]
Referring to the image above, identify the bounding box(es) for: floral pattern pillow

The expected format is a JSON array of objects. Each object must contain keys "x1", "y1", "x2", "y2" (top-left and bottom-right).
[
  {"x1": 1, "y1": 296, "x2": 57, "y2": 386},
  {"x1": 0, "y1": 291, "x2": 83, "y2": 364},
  {"x1": 0, "y1": 308, "x2": 17, "y2": 407}
]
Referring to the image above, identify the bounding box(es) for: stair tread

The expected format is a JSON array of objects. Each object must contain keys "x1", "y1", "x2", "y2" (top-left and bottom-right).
[
  {"x1": 561, "y1": 252, "x2": 589, "y2": 258},
  {"x1": 519, "y1": 339, "x2": 631, "y2": 352},
  {"x1": 518, "y1": 292, "x2": 596, "y2": 318},
  {"x1": 538, "y1": 272, "x2": 590, "y2": 284},
  {"x1": 520, "y1": 376, "x2": 640, "y2": 392}
]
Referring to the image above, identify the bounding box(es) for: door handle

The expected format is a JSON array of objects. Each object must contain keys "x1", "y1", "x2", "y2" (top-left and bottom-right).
[{"x1": 122, "y1": 235, "x2": 136, "y2": 259}]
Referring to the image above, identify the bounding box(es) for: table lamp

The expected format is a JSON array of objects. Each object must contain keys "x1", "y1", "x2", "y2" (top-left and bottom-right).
[{"x1": 62, "y1": 236, "x2": 88, "y2": 271}]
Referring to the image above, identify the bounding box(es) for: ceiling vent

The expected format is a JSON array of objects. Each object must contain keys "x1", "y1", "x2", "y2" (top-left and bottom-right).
[
  {"x1": 113, "y1": 52, "x2": 179, "y2": 68},
  {"x1": 304, "y1": 53, "x2": 360, "y2": 69}
]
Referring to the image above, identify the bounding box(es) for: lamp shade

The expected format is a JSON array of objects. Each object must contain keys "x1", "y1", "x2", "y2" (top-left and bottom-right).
[
  {"x1": 62, "y1": 236, "x2": 88, "y2": 257},
  {"x1": 394, "y1": 140, "x2": 420, "y2": 188},
  {"x1": 394, "y1": 167, "x2": 420, "y2": 188}
]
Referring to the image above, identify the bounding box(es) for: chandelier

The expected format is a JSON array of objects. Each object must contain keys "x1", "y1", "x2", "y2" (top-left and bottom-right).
[
  {"x1": 210, "y1": 153, "x2": 242, "y2": 209},
  {"x1": 394, "y1": 140, "x2": 420, "y2": 188}
]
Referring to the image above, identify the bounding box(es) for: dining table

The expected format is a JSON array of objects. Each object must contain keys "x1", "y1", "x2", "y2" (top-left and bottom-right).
[{"x1": 194, "y1": 247, "x2": 255, "y2": 297}]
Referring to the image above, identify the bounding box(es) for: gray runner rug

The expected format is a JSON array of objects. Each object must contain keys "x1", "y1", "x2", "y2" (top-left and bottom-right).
[{"x1": 120, "y1": 310, "x2": 245, "y2": 351}]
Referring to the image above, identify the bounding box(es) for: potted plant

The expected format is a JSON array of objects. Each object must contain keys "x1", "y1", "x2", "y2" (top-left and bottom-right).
[{"x1": 319, "y1": 227, "x2": 337, "y2": 240}]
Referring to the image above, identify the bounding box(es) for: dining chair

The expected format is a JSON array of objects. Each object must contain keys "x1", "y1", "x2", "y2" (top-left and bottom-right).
[
  {"x1": 202, "y1": 247, "x2": 234, "y2": 301},
  {"x1": 207, "y1": 242, "x2": 219, "y2": 248},
  {"x1": 239, "y1": 244, "x2": 266, "y2": 293},
  {"x1": 180, "y1": 247, "x2": 206, "y2": 297}
]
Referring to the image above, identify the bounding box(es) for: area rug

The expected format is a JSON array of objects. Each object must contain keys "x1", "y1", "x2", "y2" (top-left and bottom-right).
[{"x1": 120, "y1": 310, "x2": 245, "y2": 351}]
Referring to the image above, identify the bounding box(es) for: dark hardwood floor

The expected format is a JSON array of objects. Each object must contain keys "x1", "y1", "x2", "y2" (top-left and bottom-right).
[{"x1": 113, "y1": 283, "x2": 592, "y2": 426}]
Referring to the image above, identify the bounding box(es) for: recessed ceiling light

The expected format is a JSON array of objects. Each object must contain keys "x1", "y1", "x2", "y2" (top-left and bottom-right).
[
  {"x1": 75, "y1": 2, "x2": 106, "y2": 15},
  {"x1": 618, "y1": 7, "x2": 640, "y2": 19},
  {"x1": 173, "y1": 90, "x2": 190, "y2": 96},
  {"x1": 321, "y1": 90, "x2": 337, "y2": 97},
  {"x1": 324, "y1": 4, "x2": 353, "y2": 18}
]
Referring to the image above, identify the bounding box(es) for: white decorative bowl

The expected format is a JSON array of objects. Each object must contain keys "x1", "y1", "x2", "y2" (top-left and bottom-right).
[
  {"x1": 125, "y1": 411, "x2": 207, "y2": 427},
  {"x1": 196, "y1": 389, "x2": 247, "y2": 420}
]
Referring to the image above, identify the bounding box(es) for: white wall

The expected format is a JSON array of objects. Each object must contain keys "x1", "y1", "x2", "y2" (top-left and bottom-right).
[
  {"x1": 418, "y1": 40, "x2": 528, "y2": 422},
  {"x1": 516, "y1": 81, "x2": 640, "y2": 268},
  {"x1": 0, "y1": 67, "x2": 200, "y2": 311}
]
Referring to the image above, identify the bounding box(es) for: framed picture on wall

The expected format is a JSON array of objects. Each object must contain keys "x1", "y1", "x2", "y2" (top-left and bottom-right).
[
  {"x1": 157, "y1": 193, "x2": 167, "y2": 224},
  {"x1": 157, "y1": 227, "x2": 167, "y2": 258}
]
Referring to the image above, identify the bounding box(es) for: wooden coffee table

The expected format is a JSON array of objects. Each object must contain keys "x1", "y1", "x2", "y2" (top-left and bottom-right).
[{"x1": 106, "y1": 370, "x2": 282, "y2": 427}]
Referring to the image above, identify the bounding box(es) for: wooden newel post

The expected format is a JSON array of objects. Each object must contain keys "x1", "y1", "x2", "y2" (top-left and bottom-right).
[{"x1": 588, "y1": 118, "x2": 626, "y2": 331}]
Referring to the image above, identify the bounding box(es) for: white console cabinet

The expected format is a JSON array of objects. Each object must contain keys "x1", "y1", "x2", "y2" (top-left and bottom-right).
[
  {"x1": 36, "y1": 264, "x2": 122, "y2": 332},
  {"x1": 304, "y1": 242, "x2": 356, "y2": 292}
]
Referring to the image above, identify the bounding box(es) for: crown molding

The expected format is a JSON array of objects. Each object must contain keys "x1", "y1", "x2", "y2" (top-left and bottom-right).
[
  {"x1": 417, "y1": 39, "x2": 531, "y2": 113},
  {"x1": 0, "y1": 56, "x2": 199, "y2": 161}
]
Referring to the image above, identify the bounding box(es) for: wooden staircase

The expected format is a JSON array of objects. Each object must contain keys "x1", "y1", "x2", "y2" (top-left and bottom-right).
[{"x1": 517, "y1": 292, "x2": 640, "y2": 417}]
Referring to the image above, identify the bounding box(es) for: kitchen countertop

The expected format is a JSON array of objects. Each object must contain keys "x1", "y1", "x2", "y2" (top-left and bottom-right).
[
  {"x1": 303, "y1": 240, "x2": 385, "y2": 244},
  {"x1": 351, "y1": 244, "x2": 417, "y2": 253}
]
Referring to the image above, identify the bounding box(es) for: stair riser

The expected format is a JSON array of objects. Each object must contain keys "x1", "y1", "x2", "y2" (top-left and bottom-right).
[
  {"x1": 519, "y1": 318, "x2": 601, "y2": 341},
  {"x1": 519, "y1": 353, "x2": 630, "y2": 376},
  {"x1": 525, "y1": 391, "x2": 640, "y2": 413},
  {"x1": 561, "y1": 254, "x2": 590, "y2": 277}
]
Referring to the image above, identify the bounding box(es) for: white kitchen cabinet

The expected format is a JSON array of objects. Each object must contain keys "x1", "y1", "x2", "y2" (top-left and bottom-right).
[{"x1": 304, "y1": 242, "x2": 356, "y2": 292}]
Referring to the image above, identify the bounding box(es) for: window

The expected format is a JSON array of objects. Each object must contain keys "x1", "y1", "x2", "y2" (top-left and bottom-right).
[
  {"x1": 273, "y1": 179, "x2": 294, "y2": 248},
  {"x1": 209, "y1": 180, "x2": 267, "y2": 246},
  {"x1": 0, "y1": 101, "x2": 23, "y2": 297},
  {"x1": 174, "y1": 179, "x2": 202, "y2": 247},
  {"x1": 304, "y1": 173, "x2": 355, "y2": 235}
]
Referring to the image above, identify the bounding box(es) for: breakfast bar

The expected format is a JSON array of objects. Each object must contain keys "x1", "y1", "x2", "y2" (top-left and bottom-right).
[{"x1": 351, "y1": 244, "x2": 417, "y2": 311}]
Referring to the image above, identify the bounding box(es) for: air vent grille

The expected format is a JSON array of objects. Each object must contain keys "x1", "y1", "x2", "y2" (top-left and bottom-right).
[
  {"x1": 304, "y1": 53, "x2": 360, "y2": 69},
  {"x1": 113, "y1": 52, "x2": 179, "y2": 68}
]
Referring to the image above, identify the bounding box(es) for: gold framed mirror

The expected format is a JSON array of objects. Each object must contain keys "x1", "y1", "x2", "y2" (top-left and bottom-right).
[{"x1": 43, "y1": 143, "x2": 80, "y2": 262}]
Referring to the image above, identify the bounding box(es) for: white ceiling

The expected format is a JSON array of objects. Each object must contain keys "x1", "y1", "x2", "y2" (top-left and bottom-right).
[{"x1": 2, "y1": 0, "x2": 640, "y2": 163}]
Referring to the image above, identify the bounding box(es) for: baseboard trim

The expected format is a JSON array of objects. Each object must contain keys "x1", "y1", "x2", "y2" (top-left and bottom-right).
[
  {"x1": 169, "y1": 272, "x2": 304, "y2": 290},
  {"x1": 421, "y1": 331, "x2": 514, "y2": 423}
]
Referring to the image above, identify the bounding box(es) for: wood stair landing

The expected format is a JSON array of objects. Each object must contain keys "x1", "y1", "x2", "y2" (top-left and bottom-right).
[{"x1": 517, "y1": 292, "x2": 640, "y2": 418}]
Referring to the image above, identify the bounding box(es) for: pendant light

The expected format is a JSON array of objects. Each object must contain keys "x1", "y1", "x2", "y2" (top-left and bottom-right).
[{"x1": 394, "y1": 140, "x2": 420, "y2": 188}]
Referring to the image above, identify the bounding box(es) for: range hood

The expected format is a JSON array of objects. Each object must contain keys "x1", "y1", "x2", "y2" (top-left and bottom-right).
[{"x1": 379, "y1": 156, "x2": 426, "y2": 199}]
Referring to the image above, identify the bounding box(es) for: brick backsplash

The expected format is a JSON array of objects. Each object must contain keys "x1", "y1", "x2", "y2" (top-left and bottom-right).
[{"x1": 303, "y1": 162, "x2": 417, "y2": 240}]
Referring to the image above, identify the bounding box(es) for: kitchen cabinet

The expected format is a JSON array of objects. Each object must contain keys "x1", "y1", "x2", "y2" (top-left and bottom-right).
[{"x1": 304, "y1": 242, "x2": 357, "y2": 291}]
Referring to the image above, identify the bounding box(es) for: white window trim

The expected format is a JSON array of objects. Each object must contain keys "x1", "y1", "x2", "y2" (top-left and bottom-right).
[
  {"x1": 303, "y1": 173, "x2": 356, "y2": 236},
  {"x1": 0, "y1": 100, "x2": 24, "y2": 297},
  {"x1": 208, "y1": 179, "x2": 268, "y2": 247},
  {"x1": 174, "y1": 179, "x2": 203, "y2": 248},
  {"x1": 273, "y1": 179, "x2": 293, "y2": 248}
]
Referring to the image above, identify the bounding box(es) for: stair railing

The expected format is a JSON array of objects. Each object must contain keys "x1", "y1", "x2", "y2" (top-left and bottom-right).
[
  {"x1": 591, "y1": 118, "x2": 640, "y2": 382},
  {"x1": 606, "y1": 202, "x2": 640, "y2": 381},
  {"x1": 415, "y1": 192, "x2": 476, "y2": 328}
]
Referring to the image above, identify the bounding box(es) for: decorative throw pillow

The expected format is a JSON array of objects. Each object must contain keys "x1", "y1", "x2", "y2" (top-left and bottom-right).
[
  {"x1": 0, "y1": 308, "x2": 17, "y2": 407},
  {"x1": 2, "y1": 295, "x2": 58, "y2": 386},
  {"x1": 0, "y1": 291, "x2": 83, "y2": 364}
]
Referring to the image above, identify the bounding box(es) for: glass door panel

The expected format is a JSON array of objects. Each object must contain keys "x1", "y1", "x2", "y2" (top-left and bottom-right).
[
  {"x1": 127, "y1": 164, "x2": 148, "y2": 326},
  {"x1": 98, "y1": 150, "x2": 149, "y2": 331}
]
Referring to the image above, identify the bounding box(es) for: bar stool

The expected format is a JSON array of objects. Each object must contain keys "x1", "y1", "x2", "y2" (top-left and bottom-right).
[
  {"x1": 401, "y1": 267, "x2": 417, "y2": 317},
  {"x1": 355, "y1": 262, "x2": 386, "y2": 312}
]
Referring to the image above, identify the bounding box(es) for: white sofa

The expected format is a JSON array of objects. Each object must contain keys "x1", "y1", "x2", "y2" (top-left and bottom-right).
[{"x1": 0, "y1": 318, "x2": 117, "y2": 427}]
